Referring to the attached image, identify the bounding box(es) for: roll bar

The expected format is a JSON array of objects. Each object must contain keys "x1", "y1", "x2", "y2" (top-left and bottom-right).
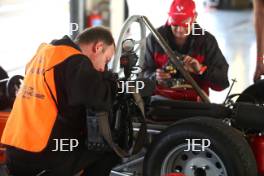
[{"x1": 112, "y1": 15, "x2": 210, "y2": 103}]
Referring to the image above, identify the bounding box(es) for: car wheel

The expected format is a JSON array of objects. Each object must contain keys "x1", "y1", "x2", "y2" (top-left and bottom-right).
[{"x1": 143, "y1": 117, "x2": 257, "y2": 176}]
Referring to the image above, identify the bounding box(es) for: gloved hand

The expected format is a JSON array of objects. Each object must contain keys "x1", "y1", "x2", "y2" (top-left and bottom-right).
[{"x1": 156, "y1": 69, "x2": 172, "y2": 87}]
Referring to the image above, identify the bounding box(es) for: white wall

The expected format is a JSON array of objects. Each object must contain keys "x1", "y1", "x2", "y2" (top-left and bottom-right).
[
  {"x1": 0, "y1": 0, "x2": 69, "y2": 75},
  {"x1": 127, "y1": 0, "x2": 171, "y2": 28}
]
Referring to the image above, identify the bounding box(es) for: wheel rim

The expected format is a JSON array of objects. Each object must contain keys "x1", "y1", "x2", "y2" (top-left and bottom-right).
[{"x1": 161, "y1": 144, "x2": 228, "y2": 176}]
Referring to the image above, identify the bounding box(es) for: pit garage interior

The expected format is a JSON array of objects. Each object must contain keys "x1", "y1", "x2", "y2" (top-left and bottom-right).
[
  {"x1": 0, "y1": 0, "x2": 256, "y2": 102},
  {"x1": 0, "y1": 0, "x2": 262, "y2": 176}
]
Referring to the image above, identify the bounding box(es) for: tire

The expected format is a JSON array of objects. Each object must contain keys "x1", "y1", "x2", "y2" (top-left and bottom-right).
[
  {"x1": 236, "y1": 79, "x2": 264, "y2": 104},
  {"x1": 6, "y1": 75, "x2": 24, "y2": 105},
  {"x1": 143, "y1": 117, "x2": 257, "y2": 176}
]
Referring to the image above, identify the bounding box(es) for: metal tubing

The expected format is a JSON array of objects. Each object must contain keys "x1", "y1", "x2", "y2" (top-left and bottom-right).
[
  {"x1": 112, "y1": 15, "x2": 146, "y2": 73},
  {"x1": 112, "y1": 156, "x2": 144, "y2": 171},
  {"x1": 112, "y1": 15, "x2": 210, "y2": 103}
]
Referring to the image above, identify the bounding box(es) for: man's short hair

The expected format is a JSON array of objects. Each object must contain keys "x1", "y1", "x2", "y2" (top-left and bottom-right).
[{"x1": 75, "y1": 26, "x2": 115, "y2": 46}]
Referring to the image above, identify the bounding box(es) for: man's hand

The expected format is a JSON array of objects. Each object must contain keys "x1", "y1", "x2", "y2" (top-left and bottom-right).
[
  {"x1": 182, "y1": 55, "x2": 202, "y2": 74},
  {"x1": 254, "y1": 60, "x2": 264, "y2": 82},
  {"x1": 156, "y1": 69, "x2": 171, "y2": 86},
  {"x1": 156, "y1": 69, "x2": 171, "y2": 81}
]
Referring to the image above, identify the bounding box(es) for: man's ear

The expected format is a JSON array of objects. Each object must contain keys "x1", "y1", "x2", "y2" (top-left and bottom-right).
[{"x1": 93, "y1": 41, "x2": 104, "y2": 54}]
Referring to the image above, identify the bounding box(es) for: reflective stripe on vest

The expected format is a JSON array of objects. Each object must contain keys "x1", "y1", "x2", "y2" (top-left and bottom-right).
[{"x1": 1, "y1": 43, "x2": 81, "y2": 152}]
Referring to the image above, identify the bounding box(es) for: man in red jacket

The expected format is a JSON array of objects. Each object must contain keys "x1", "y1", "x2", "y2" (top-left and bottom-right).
[{"x1": 143, "y1": 0, "x2": 229, "y2": 101}]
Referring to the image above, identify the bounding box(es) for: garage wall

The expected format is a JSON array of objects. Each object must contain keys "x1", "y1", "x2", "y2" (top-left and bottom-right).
[{"x1": 0, "y1": 0, "x2": 69, "y2": 75}]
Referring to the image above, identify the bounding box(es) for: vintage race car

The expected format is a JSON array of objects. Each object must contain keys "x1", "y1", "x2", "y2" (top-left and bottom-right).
[{"x1": 0, "y1": 16, "x2": 263, "y2": 176}]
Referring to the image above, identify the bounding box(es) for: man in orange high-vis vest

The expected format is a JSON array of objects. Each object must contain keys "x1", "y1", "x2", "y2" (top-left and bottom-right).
[{"x1": 1, "y1": 26, "x2": 120, "y2": 176}]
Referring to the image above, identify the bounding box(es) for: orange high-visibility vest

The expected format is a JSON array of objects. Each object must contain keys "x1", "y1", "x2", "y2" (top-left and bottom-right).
[{"x1": 1, "y1": 43, "x2": 82, "y2": 152}]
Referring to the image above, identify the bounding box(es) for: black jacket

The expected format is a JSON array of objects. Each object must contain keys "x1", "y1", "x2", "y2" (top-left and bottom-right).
[
  {"x1": 48, "y1": 36, "x2": 116, "y2": 146},
  {"x1": 143, "y1": 24, "x2": 230, "y2": 92},
  {"x1": 7, "y1": 36, "x2": 116, "y2": 155}
]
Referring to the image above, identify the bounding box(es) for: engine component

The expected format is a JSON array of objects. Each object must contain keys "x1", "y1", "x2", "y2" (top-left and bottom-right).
[{"x1": 120, "y1": 39, "x2": 139, "y2": 79}]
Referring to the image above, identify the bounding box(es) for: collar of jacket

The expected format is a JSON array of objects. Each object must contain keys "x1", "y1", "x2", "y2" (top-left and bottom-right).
[{"x1": 50, "y1": 35, "x2": 81, "y2": 52}]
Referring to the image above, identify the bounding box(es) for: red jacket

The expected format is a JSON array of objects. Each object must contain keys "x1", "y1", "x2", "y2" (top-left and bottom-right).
[{"x1": 142, "y1": 24, "x2": 229, "y2": 101}]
